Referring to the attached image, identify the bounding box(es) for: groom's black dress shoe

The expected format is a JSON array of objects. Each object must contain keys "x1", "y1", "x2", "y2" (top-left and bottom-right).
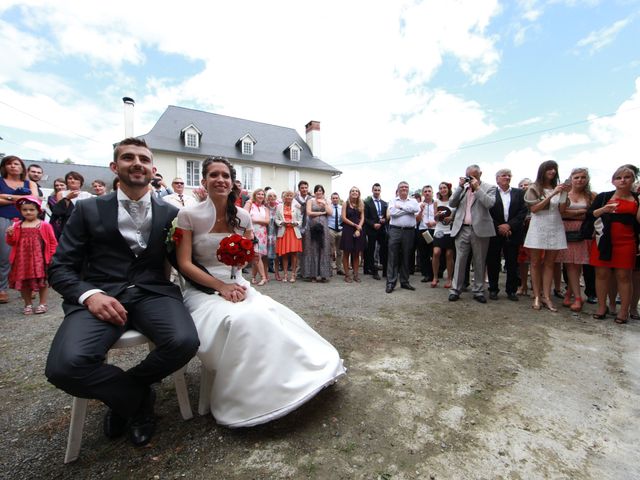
[
  {"x1": 385, "y1": 284, "x2": 394, "y2": 293},
  {"x1": 448, "y1": 293, "x2": 460, "y2": 302},
  {"x1": 103, "y1": 409, "x2": 128, "y2": 439},
  {"x1": 129, "y1": 388, "x2": 156, "y2": 447},
  {"x1": 400, "y1": 283, "x2": 416, "y2": 291},
  {"x1": 473, "y1": 295, "x2": 487, "y2": 304}
]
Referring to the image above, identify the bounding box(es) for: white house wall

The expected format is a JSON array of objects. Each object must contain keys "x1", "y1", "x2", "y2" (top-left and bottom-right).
[{"x1": 151, "y1": 151, "x2": 334, "y2": 196}]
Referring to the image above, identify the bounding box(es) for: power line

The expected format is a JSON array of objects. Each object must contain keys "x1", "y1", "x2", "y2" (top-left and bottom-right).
[
  {"x1": 0, "y1": 99, "x2": 103, "y2": 144},
  {"x1": 333, "y1": 105, "x2": 640, "y2": 167}
]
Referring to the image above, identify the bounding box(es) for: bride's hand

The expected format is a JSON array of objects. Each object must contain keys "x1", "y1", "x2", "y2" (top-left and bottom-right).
[{"x1": 219, "y1": 283, "x2": 247, "y2": 303}]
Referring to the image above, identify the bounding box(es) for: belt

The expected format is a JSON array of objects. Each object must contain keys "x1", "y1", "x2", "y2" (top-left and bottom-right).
[
  {"x1": 462, "y1": 224, "x2": 472, "y2": 227},
  {"x1": 390, "y1": 225, "x2": 414, "y2": 230}
]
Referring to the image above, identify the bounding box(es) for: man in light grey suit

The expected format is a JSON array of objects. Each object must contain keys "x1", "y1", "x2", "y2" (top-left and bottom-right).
[{"x1": 448, "y1": 165, "x2": 496, "y2": 303}]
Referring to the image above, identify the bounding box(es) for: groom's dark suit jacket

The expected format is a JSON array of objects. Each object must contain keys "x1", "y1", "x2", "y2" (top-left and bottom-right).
[{"x1": 49, "y1": 192, "x2": 182, "y2": 314}]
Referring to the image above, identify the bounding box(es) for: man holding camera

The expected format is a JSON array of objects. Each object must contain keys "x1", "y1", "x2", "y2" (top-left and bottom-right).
[
  {"x1": 151, "y1": 173, "x2": 172, "y2": 199},
  {"x1": 448, "y1": 164, "x2": 496, "y2": 303}
]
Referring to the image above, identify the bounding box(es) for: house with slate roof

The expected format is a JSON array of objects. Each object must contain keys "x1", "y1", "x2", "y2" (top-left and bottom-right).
[{"x1": 138, "y1": 106, "x2": 341, "y2": 195}]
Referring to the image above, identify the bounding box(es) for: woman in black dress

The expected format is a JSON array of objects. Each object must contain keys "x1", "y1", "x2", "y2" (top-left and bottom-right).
[{"x1": 340, "y1": 187, "x2": 366, "y2": 282}]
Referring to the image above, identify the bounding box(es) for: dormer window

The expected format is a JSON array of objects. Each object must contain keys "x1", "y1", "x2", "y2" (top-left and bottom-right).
[
  {"x1": 237, "y1": 133, "x2": 257, "y2": 156},
  {"x1": 284, "y1": 142, "x2": 302, "y2": 162},
  {"x1": 181, "y1": 124, "x2": 202, "y2": 149},
  {"x1": 185, "y1": 132, "x2": 198, "y2": 148}
]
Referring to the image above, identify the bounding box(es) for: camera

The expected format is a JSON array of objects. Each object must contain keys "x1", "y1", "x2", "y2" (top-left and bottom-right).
[
  {"x1": 464, "y1": 176, "x2": 472, "y2": 183},
  {"x1": 151, "y1": 179, "x2": 161, "y2": 188}
]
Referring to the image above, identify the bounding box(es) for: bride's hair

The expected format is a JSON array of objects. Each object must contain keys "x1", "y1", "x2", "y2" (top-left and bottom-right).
[{"x1": 202, "y1": 156, "x2": 241, "y2": 230}]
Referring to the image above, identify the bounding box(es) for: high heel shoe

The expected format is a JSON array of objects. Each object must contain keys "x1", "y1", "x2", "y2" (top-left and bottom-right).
[
  {"x1": 430, "y1": 279, "x2": 439, "y2": 288},
  {"x1": 562, "y1": 291, "x2": 573, "y2": 307},
  {"x1": 531, "y1": 296, "x2": 541, "y2": 310},
  {"x1": 569, "y1": 297, "x2": 583, "y2": 312},
  {"x1": 592, "y1": 307, "x2": 608, "y2": 320},
  {"x1": 541, "y1": 297, "x2": 558, "y2": 312}
]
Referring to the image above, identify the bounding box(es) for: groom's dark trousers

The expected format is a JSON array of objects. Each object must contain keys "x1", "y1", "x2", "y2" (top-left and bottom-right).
[{"x1": 45, "y1": 193, "x2": 199, "y2": 418}]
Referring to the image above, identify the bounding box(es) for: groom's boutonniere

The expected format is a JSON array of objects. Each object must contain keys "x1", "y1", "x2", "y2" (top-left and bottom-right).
[{"x1": 165, "y1": 218, "x2": 184, "y2": 253}]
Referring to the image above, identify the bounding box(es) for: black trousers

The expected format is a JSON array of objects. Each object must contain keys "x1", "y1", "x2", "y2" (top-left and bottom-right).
[
  {"x1": 486, "y1": 235, "x2": 520, "y2": 295},
  {"x1": 386, "y1": 226, "x2": 415, "y2": 286},
  {"x1": 45, "y1": 288, "x2": 199, "y2": 418},
  {"x1": 415, "y1": 229, "x2": 434, "y2": 279},
  {"x1": 365, "y1": 227, "x2": 387, "y2": 275}
]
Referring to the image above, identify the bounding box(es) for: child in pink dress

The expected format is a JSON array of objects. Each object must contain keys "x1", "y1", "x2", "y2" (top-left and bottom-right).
[{"x1": 5, "y1": 196, "x2": 58, "y2": 314}]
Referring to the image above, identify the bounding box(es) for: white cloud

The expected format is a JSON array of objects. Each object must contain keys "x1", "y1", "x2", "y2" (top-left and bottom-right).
[
  {"x1": 537, "y1": 132, "x2": 590, "y2": 152},
  {"x1": 575, "y1": 17, "x2": 633, "y2": 54}
]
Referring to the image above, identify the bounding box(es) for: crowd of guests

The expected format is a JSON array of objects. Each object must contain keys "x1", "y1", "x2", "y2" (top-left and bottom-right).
[
  {"x1": 2, "y1": 153, "x2": 640, "y2": 325},
  {"x1": 226, "y1": 163, "x2": 640, "y2": 326}
]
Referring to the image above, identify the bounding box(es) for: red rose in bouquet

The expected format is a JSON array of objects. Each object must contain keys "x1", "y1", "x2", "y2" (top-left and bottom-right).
[{"x1": 216, "y1": 233, "x2": 255, "y2": 279}]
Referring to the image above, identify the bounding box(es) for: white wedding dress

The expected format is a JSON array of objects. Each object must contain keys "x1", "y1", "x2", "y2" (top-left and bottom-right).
[{"x1": 181, "y1": 232, "x2": 346, "y2": 428}]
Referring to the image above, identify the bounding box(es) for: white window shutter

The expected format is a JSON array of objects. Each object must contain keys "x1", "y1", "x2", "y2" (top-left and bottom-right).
[
  {"x1": 253, "y1": 167, "x2": 261, "y2": 189},
  {"x1": 176, "y1": 158, "x2": 187, "y2": 180},
  {"x1": 288, "y1": 170, "x2": 299, "y2": 191},
  {"x1": 235, "y1": 165, "x2": 242, "y2": 186}
]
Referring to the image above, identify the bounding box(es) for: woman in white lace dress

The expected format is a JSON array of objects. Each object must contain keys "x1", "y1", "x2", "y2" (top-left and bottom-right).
[
  {"x1": 523, "y1": 160, "x2": 570, "y2": 311},
  {"x1": 175, "y1": 156, "x2": 345, "y2": 428}
]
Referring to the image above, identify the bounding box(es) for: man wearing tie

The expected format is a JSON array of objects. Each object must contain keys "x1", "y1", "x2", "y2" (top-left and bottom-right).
[
  {"x1": 163, "y1": 177, "x2": 198, "y2": 209},
  {"x1": 45, "y1": 138, "x2": 199, "y2": 447},
  {"x1": 486, "y1": 168, "x2": 527, "y2": 301},
  {"x1": 448, "y1": 164, "x2": 496, "y2": 303},
  {"x1": 150, "y1": 173, "x2": 172, "y2": 198},
  {"x1": 328, "y1": 192, "x2": 344, "y2": 275},
  {"x1": 364, "y1": 183, "x2": 388, "y2": 280}
]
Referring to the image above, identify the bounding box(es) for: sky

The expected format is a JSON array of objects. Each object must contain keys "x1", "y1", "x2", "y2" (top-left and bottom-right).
[{"x1": 1, "y1": 0, "x2": 639, "y2": 197}]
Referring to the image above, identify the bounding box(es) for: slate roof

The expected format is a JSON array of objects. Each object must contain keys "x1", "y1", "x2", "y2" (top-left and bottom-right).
[
  {"x1": 139, "y1": 106, "x2": 341, "y2": 175},
  {"x1": 22, "y1": 160, "x2": 115, "y2": 192}
]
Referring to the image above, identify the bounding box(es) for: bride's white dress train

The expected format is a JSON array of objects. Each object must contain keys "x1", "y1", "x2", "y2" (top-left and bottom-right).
[{"x1": 182, "y1": 233, "x2": 345, "y2": 428}]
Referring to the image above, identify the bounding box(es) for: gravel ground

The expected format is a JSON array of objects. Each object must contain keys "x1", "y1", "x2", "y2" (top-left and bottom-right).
[{"x1": 1, "y1": 273, "x2": 639, "y2": 480}]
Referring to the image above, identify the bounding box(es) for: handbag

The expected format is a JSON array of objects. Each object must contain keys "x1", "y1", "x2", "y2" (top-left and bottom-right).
[
  {"x1": 565, "y1": 230, "x2": 583, "y2": 242},
  {"x1": 421, "y1": 230, "x2": 434, "y2": 244}
]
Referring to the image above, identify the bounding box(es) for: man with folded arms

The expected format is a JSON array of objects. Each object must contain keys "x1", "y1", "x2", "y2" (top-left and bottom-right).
[{"x1": 385, "y1": 181, "x2": 420, "y2": 293}]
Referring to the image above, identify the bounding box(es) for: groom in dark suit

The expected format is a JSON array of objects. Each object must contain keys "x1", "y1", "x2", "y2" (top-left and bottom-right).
[
  {"x1": 486, "y1": 168, "x2": 528, "y2": 301},
  {"x1": 45, "y1": 138, "x2": 199, "y2": 447}
]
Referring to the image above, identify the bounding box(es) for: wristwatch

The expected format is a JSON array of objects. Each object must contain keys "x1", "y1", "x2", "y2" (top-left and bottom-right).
[{"x1": 6, "y1": 195, "x2": 13, "y2": 201}]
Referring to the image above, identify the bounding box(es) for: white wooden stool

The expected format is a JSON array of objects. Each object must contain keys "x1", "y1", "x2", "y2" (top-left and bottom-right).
[{"x1": 64, "y1": 329, "x2": 192, "y2": 463}]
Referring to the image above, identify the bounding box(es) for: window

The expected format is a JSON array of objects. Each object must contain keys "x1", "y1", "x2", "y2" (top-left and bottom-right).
[
  {"x1": 185, "y1": 132, "x2": 198, "y2": 148},
  {"x1": 186, "y1": 160, "x2": 201, "y2": 187},
  {"x1": 290, "y1": 147, "x2": 300, "y2": 162},
  {"x1": 242, "y1": 166, "x2": 254, "y2": 191},
  {"x1": 242, "y1": 140, "x2": 253, "y2": 155}
]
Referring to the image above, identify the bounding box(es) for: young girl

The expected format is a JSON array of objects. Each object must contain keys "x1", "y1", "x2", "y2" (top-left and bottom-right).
[{"x1": 6, "y1": 196, "x2": 58, "y2": 314}]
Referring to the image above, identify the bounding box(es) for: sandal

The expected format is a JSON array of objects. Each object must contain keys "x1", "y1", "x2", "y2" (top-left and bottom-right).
[
  {"x1": 34, "y1": 304, "x2": 48, "y2": 314},
  {"x1": 257, "y1": 279, "x2": 267, "y2": 286},
  {"x1": 430, "y1": 279, "x2": 439, "y2": 288},
  {"x1": 593, "y1": 307, "x2": 609, "y2": 320},
  {"x1": 289, "y1": 274, "x2": 296, "y2": 283},
  {"x1": 614, "y1": 317, "x2": 628, "y2": 324},
  {"x1": 282, "y1": 277, "x2": 288, "y2": 283},
  {"x1": 23, "y1": 305, "x2": 33, "y2": 315},
  {"x1": 251, "y1": 277, "x2": 257, "y2": 285},
  {"x1": 630, "y1": 312, "x2": 640, "y2": 320},
  {"x1": 443, "y1": 281, "x2": 452, "y2": 289}
]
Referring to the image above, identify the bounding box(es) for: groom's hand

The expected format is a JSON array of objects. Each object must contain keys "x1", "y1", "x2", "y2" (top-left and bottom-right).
[{"x1": 85, "y1": 293, "x2": 128, "y2": 326}]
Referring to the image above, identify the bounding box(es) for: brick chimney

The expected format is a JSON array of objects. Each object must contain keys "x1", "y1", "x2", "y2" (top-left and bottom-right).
[
  {"x1": 305, "y1": 120, "x2": 321, "y2": 158},
  {"x1": 122, "y1": 97, "x2": 135, "y2": 138}
]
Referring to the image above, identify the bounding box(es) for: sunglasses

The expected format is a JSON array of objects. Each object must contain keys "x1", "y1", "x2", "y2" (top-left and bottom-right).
[{"x1": 173, "y1": 182, "x2": 184, "y2": 185}]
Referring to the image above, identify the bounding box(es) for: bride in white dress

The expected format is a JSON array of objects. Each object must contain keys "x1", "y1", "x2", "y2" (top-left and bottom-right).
[{"x1": 175, "y1": 156, "x2": 345, "y2": 427}]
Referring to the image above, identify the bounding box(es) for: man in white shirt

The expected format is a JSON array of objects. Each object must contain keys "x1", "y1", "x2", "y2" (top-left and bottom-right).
[
  {"x1": 415, "y1": 185, "x2": 436, "y2": 283},
  {"x1": 46, "y1": 138, "x2": 199, "y2": 448},
  {"x1": 328, "y1": 192, "x2": 344, "y2": 275},
  {"x1": 163, "y1": 177, "x2": 198, "y2": 209},
  {"x1": 386, "y1": 181, "x2": 420, "y2": 293}
]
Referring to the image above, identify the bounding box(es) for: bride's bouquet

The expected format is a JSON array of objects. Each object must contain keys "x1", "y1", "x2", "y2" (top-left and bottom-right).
[{"x1": 216, "y1": 233, "x2": 255, "y2": 279}]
